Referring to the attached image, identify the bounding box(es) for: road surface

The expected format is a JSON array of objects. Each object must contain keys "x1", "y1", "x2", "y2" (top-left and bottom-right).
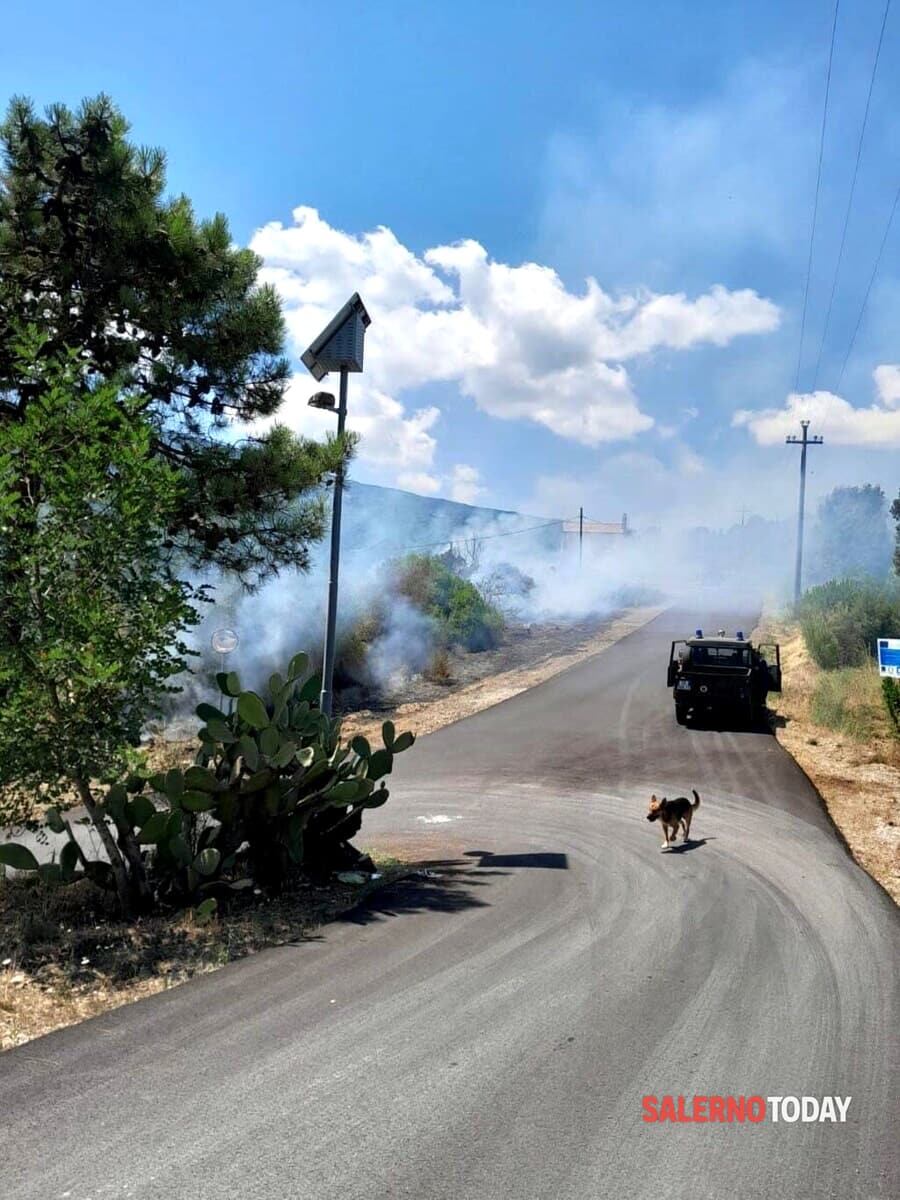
[{"x1": 2, "y1": 609, "x2": 898, "y2": 1199}]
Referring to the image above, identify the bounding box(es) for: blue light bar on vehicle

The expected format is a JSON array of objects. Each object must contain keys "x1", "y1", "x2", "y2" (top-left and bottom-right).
[
  {"x1": 695, "y1": 629, "x2": 703, "y2": 637},
  {"x1": 736, "y1": 631, "x2": 744, "y2": 640}
]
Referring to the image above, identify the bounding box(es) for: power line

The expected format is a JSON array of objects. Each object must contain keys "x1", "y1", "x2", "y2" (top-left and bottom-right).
[
  {"x1": 835, "y1": 178, "x2": 900, "y2": 392},
  {"x1": 795, "y1": 0, "x2": 841, "y2": 394},
  {"x1": 813, "y1": 0, "x2": 892, "y2": 391},
  {"x1": 406, "y1": 519, "x2": 564, "y2": 552},
  {"x1": 338, "y1": 517, "x2": 566, "y2": 561}
]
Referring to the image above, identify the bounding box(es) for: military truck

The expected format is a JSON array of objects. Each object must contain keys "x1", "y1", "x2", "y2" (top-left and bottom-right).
[{"x1": 666, "y1": 629, "x2": 781, "y2": 725}]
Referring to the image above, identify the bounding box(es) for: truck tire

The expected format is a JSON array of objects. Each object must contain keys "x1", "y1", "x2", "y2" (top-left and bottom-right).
[{"x1": 675, "y1": 703, "x2": 688, "y2": 726}]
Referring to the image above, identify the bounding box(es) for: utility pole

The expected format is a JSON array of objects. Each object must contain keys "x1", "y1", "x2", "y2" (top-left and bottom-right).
[
  {"x1": 579, "y1": 506, "x2": 584, "y2": 569},
  {"x1": 786, "y1": 420, "x2": 823, "y2": 608}
]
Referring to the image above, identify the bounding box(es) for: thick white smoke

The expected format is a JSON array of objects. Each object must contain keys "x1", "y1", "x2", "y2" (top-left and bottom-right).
[{"x1": 156, "y1": 481, "x2": 799, "y2": 737}]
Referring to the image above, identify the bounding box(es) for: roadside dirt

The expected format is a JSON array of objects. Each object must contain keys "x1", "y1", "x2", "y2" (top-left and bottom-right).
[
  {"x1": 0, "y1": 861, "x2": 409, "y2": 1051},
  {"x1": 756, "y1": 620, "x2": 900, "y2": 905}
]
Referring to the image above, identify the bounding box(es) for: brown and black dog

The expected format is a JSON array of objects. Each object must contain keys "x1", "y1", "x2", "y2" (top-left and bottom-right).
[{"x1": 647, "y1": 790, "x2": 700, "y2": 849}]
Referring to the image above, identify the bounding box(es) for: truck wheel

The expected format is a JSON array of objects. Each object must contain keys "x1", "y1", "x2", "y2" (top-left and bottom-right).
[{"x1": 675, "y1": 704, "x2": 688, "y2": 726}]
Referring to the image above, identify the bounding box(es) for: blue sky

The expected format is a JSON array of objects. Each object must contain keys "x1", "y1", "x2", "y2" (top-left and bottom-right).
[{"x1": 3, "y1": 0, "x2": 899, "y2": 528}]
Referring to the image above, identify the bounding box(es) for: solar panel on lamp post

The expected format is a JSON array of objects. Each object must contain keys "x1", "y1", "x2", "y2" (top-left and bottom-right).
[{"x1": 301, "y1": 294, "x2": 371, "y2": 718}]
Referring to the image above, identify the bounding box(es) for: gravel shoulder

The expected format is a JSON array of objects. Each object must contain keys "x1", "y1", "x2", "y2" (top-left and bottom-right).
[{"x1": 755, "y1": 619, "x2": 900, "y2": 905}]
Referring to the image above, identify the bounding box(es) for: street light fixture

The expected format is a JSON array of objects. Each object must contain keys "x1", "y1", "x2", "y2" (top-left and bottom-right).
[
  {"x1": 302, "y1": 294, "x2": 371, "y2": 718},
  {"x1": 308, "y1": 392, "x2": 336, "y2": 411}
]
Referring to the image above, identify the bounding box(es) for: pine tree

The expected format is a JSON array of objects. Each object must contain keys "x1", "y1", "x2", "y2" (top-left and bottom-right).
[{"x1": 0, "y1": 95, "x2": 348, "y2": 587}]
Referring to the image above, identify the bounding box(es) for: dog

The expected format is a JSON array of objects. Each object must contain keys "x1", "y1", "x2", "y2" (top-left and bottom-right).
[{"x1": 647, "y1": 790, "x2": 700, "y2": 849}]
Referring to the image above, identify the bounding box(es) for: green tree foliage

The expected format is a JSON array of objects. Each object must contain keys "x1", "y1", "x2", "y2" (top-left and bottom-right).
[
  {"x1": 393, "y1": 554, "x2": 504, "y2": 651},
  {"x1": 808, "y1": 485, "x2": 892, "y2": 585},
  {"x1": 798, "y1": 578, "x2": 900, "y2": 670},
  {"x1": 891, "y1": 489, "x2": 900, "y2": 576},
  {"x1": 0, "y1": 340, "x2": 204, "y2": 912},
  {"x1": 0, "y1": 94, "x2": 348, "y2": 586}
]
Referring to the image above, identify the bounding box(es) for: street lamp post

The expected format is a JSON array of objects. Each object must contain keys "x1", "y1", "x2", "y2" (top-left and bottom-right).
[
  {"x1": 301, "y1": 294, "x2": 371, "y2": 718},
  {"x1": 318, "y1": 368, "x2": 348, "y2": 720}
]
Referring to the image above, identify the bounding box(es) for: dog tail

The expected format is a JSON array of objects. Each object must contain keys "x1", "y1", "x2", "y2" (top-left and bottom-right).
[{"x1": 692, "y1": 789, "x2": 700, "y2": 809}]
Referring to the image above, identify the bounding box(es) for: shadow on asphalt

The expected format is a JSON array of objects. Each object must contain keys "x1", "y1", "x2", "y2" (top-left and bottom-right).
[
  {"x1": 664, "y1": 837, "x2": 714, "y2": 855},
  {"x1": 463, "y1": 850, "x2": 569, "y2": 870},
  {"x1": 339, "y1": 849, "x2": 570, "y2": 926},
  {"x1": 338, "y1": 860, "x2": 492, "y2": 925},
  {"x1": 683, "y1": 712, "x2": 776, "y2": 735}
]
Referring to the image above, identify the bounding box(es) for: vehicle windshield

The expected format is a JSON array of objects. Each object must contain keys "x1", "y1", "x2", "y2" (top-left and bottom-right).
[{"x1": 690, "y1": 645, "x2": 751, "y2": 667}]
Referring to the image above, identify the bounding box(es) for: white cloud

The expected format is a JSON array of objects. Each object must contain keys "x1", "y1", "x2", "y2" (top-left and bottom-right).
[
  {"x1": 276, "y1": 375, "x2": 440, "y2": 479},
  {"x1": 397, "y1": 472, "x2": 441, "y2": 496},
  {"x1": 734, "y1": 366, "x2": 900, "y2": 448},
  {"x1": 874, "y1": 364, "x2": 900, "y2": 409},
  {"x1": 448, "y1": 464, "x2": 486, "y2": 505},
  {"x1": 249, "y1": 207, "x2": 780, "y2": 485},
  {"x1": 675, "y1": 447, "x2": 706, "y2": 477}
]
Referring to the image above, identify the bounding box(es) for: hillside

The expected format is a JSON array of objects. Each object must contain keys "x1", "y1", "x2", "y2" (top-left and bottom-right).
[{"x1": 326, "y1": 480, "x2": 560, "y2": 562}]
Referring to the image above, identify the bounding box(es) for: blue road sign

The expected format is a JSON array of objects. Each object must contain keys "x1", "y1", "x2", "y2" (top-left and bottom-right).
[{"x1": 877, "y1": 638, "x2": 900, "y2": 678}]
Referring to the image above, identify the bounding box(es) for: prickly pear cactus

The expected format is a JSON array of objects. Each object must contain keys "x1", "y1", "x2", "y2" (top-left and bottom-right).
[{"x1": 177, "y1": 651, "x2": 414, "y2": 887}]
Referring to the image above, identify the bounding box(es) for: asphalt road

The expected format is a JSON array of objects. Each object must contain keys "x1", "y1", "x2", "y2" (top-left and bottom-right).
[{"x1": 2, "y1": 609, "x2": 898, "y2": 1200}]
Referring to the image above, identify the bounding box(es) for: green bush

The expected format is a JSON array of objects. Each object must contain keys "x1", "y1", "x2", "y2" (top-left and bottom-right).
[
  {"x1": 883, "y1": 678, "x2": 900, "y2": 735},
  {"x1": 798, "y1": 579, "x2": 900, "y2": 669},
  {"x1": 392, "y1": 555, "x2": 504, "y2": 651}
]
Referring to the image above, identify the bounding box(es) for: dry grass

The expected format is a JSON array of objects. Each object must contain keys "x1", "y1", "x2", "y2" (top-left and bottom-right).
[
  {"x1": 810, "y1": 664, "x2": 888, "y2": 741},
  {"x1": 755, "y1": 619, "x2": 900, "y2": 905},
  {"x1": 0, "y1": 857, "x2": 408, "y2": 1051},
  {"x1": 423, "y1": 648, "x2": 454, "y2": 685}
]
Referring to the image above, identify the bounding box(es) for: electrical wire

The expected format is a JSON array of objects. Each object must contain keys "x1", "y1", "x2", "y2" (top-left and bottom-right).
[
  {"x1": 812, "y1": 0, "x2": 892, "y2": 391},
  {"x1": 834, "y1": 178, "x2": 900, "y2": 392},
  {"x1": 795, "y1": 0, "x2": 841, "y2": 394},
  {"x1": 340, "y1": 518, "x2": 566, "y2": 560}
]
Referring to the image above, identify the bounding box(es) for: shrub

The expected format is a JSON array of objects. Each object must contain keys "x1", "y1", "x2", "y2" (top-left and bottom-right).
[
  {"x1": 476, "y1": 563, "x2": 536, "y2": 616},
  {"x1": 424, "y1": 648, "x2": 454, "y2": 684},
  {"x1": 335, "y1": 607, "x2": 387, "y2": 685},
  {"x1": 798, "y1": 579, "x2": 900, "y2": 669},
  {"x1": 391, "y1": 555, "x2": 504, "y2": 652},
  {"x1": 883, "y1": 679, "x2": 900, "y2": 735}
]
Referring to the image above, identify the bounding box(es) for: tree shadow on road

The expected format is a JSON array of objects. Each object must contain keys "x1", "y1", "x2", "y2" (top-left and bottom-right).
[
  {"x1": 338, "y1": 860, "x2": 494, "y2": 925},
  {"x1": 339, "y1": 849, "x2": 570, "y2": 926},
  {"x1": 463, "y1": 850, "x2": 569, "y2": 870}
]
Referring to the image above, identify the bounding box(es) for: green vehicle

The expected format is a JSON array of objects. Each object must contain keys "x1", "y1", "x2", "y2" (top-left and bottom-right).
[{"x1": 666, "y1": 629, "x2": 781, "y2": 726}]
